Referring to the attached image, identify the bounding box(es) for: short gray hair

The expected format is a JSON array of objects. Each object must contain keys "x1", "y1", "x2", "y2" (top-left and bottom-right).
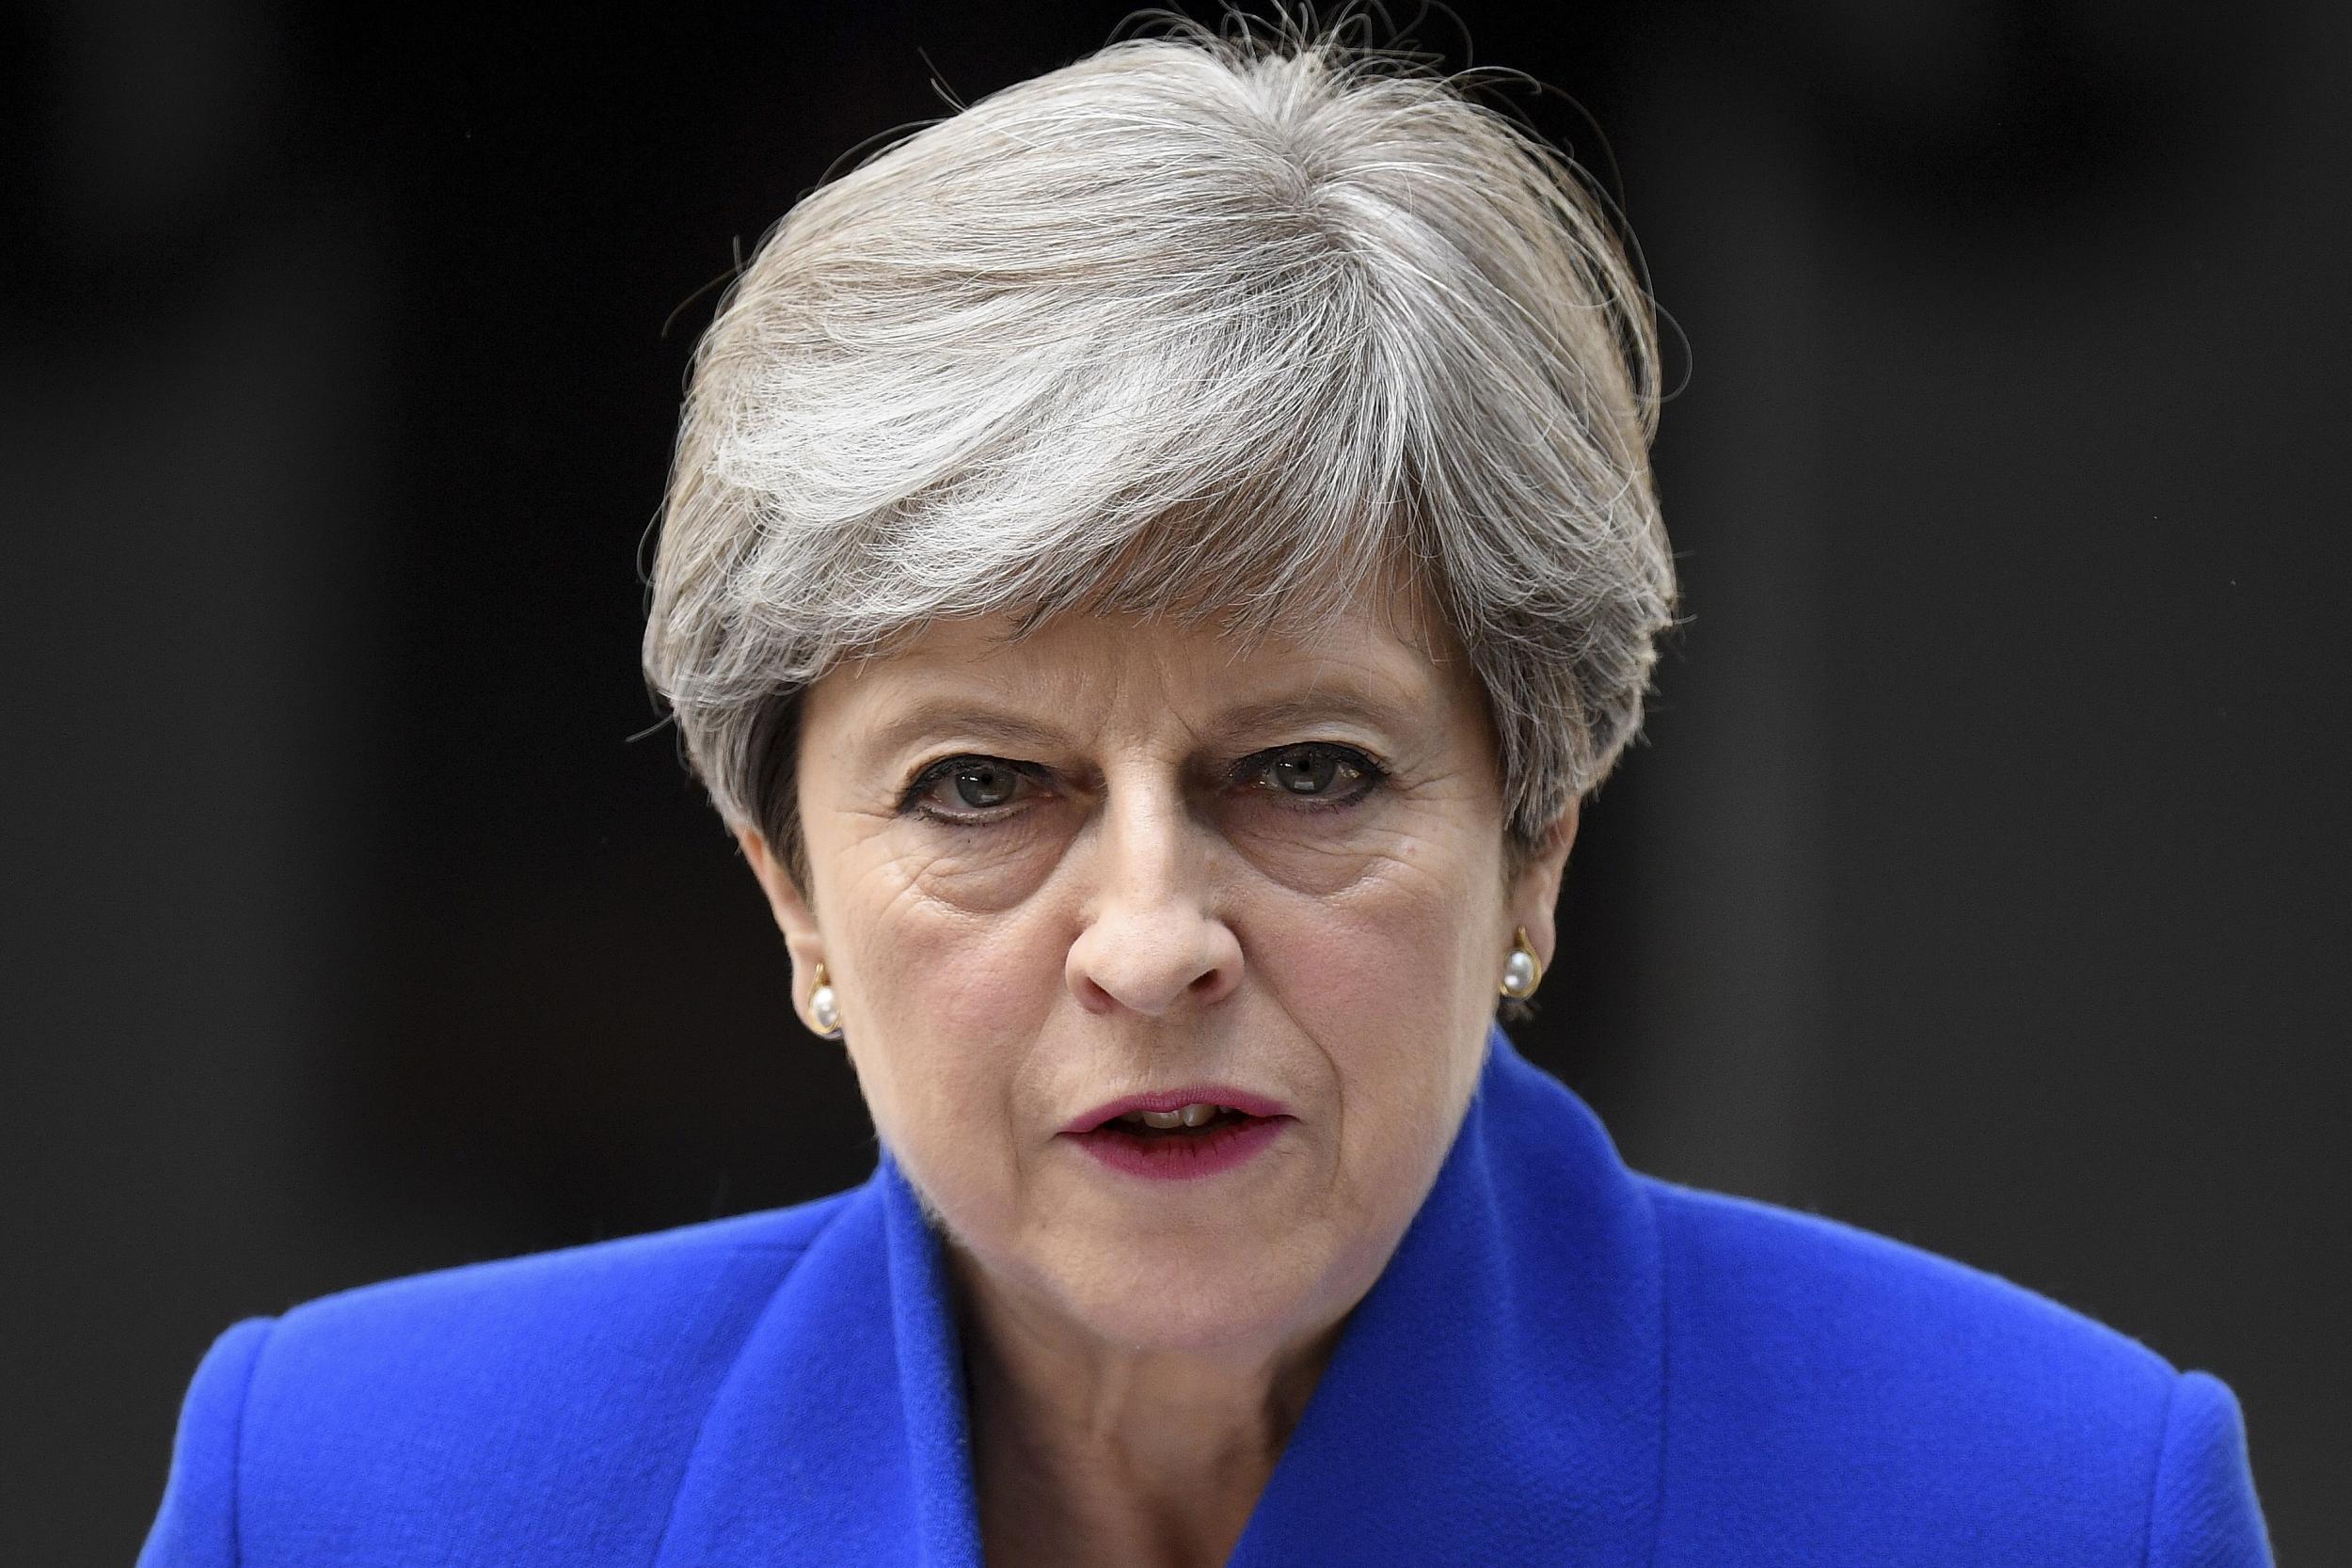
[{"x1": 644, "y1": 22, "x2": 1676, "y2": 883}]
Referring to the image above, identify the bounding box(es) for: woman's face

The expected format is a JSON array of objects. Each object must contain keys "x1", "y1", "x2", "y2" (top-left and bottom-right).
[{"x1": 743, "y1": 587, "x2": 1573, "y2": 1359}]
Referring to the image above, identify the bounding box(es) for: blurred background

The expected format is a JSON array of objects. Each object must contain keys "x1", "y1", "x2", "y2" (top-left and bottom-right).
[{"x1": 6, "y1": 0, "x2": 2345, "y2": 1560}]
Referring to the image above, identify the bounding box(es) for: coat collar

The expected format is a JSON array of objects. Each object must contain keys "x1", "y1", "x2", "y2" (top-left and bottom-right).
[{"x1": 654, "y1": 1024, "x2": 1664, "y2": 1566}]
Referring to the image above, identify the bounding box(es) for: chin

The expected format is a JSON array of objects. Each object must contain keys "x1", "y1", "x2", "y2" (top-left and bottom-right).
[{"x1": 1043, "y1": 1238, "x2": 1326, "y2": 1357}]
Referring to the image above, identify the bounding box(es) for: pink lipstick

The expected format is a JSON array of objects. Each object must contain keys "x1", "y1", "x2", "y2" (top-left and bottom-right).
[{"x1": 1061, "y1": 1087, "x2": 1294, "y2": 1182}]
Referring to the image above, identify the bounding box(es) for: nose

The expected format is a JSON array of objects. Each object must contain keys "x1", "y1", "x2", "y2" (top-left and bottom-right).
[{"x1": 1065, "y1": 784, "x2": 1243, "y2": 1018}]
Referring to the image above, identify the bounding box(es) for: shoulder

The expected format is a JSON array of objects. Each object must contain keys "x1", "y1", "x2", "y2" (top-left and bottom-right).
[
  {"x1": 265, "y1": 1188, "x2": 854, "y2": 1369},
  {"x1": 243, "y1": 1190, "x2": 860, "y2": 1434},
  {"x1": 141, "y1": 1187, "x2": 865, "y2": 1567},
  {"x1": 1642, "y1": 1177, "x2": 2272, "y2": 1565},
  {"x1": 1645, "y1": 1174, "x2": 2177, "y2": 1391}
]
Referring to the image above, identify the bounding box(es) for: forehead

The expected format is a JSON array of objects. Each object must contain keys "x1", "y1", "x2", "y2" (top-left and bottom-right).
[{"x1": 822, "y1": 577, "x2": 1475, "y2": 723}]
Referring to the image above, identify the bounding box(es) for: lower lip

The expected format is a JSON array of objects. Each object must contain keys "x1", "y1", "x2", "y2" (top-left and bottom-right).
[{"x1": 1065, "y1": 1116, "x2": 1291, "y2": 1181}]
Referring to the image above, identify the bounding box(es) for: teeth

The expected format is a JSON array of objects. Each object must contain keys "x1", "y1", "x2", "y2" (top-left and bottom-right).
[{"x1": 1115, "y1": 1102, "x2": 1230, "y2": 1131}]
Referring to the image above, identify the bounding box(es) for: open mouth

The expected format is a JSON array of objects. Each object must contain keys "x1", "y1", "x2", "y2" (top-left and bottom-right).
[
  {"x1": 1099, "y1": 1105, "x2": 1256, "y2": 1138},
  {"x1": 1067, "y1": 1106, "x2": 1290, "y2": 1180}
]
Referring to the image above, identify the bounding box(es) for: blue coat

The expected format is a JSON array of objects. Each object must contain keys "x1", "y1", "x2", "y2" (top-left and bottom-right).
[{"x1": 140, "y1": 1026, "x2": 2273, "y2": 1565}]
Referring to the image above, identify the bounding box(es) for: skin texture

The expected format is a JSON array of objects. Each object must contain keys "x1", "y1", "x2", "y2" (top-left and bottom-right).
[{"x1": 740, "y1": 585, "x2": 1576, "y2": 1568}]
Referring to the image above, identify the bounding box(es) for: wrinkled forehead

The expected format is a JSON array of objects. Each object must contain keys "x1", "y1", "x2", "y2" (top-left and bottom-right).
[
  {"x1": 851, "y1": 542, "x2": 1460, "y2": 678},
  {"x1": 830, "y1": 562, "x2": 1470, "y2": 720}
]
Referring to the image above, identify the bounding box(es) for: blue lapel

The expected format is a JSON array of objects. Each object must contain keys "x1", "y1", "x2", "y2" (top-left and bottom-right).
[
  {"x1": 651, "y1": 1147, "x2": 983, "y2": 1567},
  {"x1": 657, "y1": 1024, "x2": 1663, "y2": 1565},
  {"x1": 1227, "y1": 1026, "x2": 1666, "y2": 1563}
]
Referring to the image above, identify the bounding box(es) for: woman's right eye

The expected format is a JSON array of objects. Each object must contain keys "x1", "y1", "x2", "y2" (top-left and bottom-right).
[{"x1": 902, "y1": 756, "x2": 1042, "y2": 821}]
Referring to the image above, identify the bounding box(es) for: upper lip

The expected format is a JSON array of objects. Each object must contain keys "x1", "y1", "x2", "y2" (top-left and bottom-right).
[{"x1": 1061, "y1": 1086, "x2": 1295, "y2": 1134}]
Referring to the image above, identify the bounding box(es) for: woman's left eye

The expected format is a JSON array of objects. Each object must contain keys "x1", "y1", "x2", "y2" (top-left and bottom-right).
[{"x1": 1240, "y1": 744, "x2": 1385, "y2": 808}]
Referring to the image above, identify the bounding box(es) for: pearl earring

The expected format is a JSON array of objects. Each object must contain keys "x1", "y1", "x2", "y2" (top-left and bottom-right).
[
  {"x1": 807, "y1": 961, "x2": 844, "y2": 1040},
  {"x1": 1499, "y1": 927, "x2": 1543, "y2": 1000}
]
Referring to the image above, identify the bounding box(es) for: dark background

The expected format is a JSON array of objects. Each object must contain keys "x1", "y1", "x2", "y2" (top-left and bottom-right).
[{"x1": 8, "y1": 1, "x2": 2346, "y2": 1561}]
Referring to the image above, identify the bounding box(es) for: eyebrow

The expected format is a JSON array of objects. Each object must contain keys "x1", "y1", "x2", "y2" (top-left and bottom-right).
[{"x1": 856, "y1": 686, "x2": 1428, "y2": 770}]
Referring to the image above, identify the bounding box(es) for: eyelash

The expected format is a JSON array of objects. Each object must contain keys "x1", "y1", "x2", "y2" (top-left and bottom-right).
[{"x1": 896, "y1": 743, "x2": 1390, "y2": 826}]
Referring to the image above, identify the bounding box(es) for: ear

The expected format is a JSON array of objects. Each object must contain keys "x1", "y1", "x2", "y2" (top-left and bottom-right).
[
  {"x1": 1505, "y1": 802, "x2": 1581, "y2": 972},
  {"x1": 738, "y1": 827, "x2": 826, "y2": 997}
]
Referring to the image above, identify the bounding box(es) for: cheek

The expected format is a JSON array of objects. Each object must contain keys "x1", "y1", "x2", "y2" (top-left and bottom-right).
[
  {"x1": 889, "y1": 815, "x2": 1070, "y2": 914},
  {"x1": 1220, "y1": 795, "x2": 1457, "y2": 900},
  {"x1": 1269, "y1": 817, "x2": 1492, "y2": 1020},
  {"x1": 1270, "y1": 845, "x2": 1498, "y2": 1189},
  {"x1": 832, "y1": 848, "x2": 1064, "y2": 1206}
]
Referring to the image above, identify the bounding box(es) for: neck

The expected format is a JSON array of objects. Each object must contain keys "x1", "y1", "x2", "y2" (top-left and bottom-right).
[{"x1": 950, "y1": 1250, "x2": 1343, "y2": 1568}]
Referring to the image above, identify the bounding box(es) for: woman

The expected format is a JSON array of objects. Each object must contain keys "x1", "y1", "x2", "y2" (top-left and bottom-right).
[{"x1": 140, "y1": 24, "x2": 2273, "y2": 1566}]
